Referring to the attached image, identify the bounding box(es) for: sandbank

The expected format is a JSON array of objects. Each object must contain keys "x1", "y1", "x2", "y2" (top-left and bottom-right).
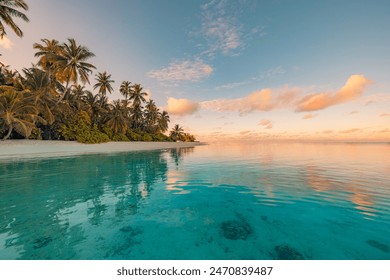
[{"x1": 0, "y1": 140, "x2": 205, "y2": 160}]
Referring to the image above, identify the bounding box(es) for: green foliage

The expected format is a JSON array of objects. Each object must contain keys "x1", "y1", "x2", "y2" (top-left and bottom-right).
[
  {"x1": 112, "y1": 134, "x2": 129, "y2": 142},
  {"x1": 152, "y1": 133, "x2": 171, "y2": 142},
  {"x1": 59, "y1": 118, "x2": 109, "y2": 144},
  {"x1": 142, "y1": 133, "x2": 153, "y2": 142},
  {"x1": 126, "y1": 130, "x2": 142, "y2": 141},
  {"x1": 28, "y1": 127, "x2": 42, "y2": 140},
  {"x1": 102, "y1": 125, "x2": 114, "y2": 140}
]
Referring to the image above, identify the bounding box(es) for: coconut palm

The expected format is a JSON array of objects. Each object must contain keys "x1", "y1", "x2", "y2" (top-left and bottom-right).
[
  {"x1": 54, "y1": 38, "x2": 96, "y2": 101},
  {"x1": 83, "y1": 91, "x2": 105, "y2": 126},
  {"x1": 169, "y1": 124, "x2": 184, "y2": 141},
  {"x1": 144, "y1": 99, "x2": 159, "y2": 133},
  {"x1": 119, "y1": 80, "x2": 132, "y2": 100},
  {"x1": 22, "y1": 67, "x2": 58, "y2": 125},
  {"x1": 157, "y1": 110, "x2": 170, "y2": 133},
  {"x1": 130, "y1": 103, "x2": 144, "y2": 131},
  {"x1": 0, "y1": 88, "x2": 39, "y2": 140},
  {"x1": 93, "y1": 71, "x2": 114, "y2": 97},
  {"x1": 129, "y1": 83, "x2": 147, "y2": 106},
  {"x1": 0, "y1": 0, "x2": 29, "y2": 38},
  {"x1": 33, "y1": 39, "x2": 62, "y2": 73},
  {"x1": 105, "y1": 100, "x2": 128, "y2": 134}
]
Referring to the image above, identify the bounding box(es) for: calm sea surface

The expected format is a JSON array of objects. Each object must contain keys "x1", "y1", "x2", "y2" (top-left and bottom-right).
[{"x1": 0, "y1": 142, "x2": 389, "y2": 259}]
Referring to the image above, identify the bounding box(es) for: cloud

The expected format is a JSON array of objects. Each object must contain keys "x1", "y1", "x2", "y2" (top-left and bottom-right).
[
  {"x1": 322, "y1": 130, "x2": 334, "y2": 134},
  {"x1": 380, "y1": 113, "x2": 390, "y2": 117},
  {"x1": 296, "y1": 75, "x2": 372, "y2": 112},
  {"x1": 165, "y1": 97, "x2": 199, "y2": 116},
  {"x1": 259, "y1": 119, "x2": 273, "y2": 129},
  {"x1": 201, "y1": 87, "x2": 300, "y2": 114},
  {"x1": 0, "y1": 36, "x2": 13, "y2": 49},
  {"x1": 339, "y1": 128, "x2": 360, "y2": 134},
  {"x1": 148, "y1": 59, "x2": 213, "y2": 82},
  {"x1": 239, "y1": 130, "x2": 251, "y2": 135},
  {"x1": 199, "y1": 0, "x2": 244, "y2": 56},
  {"x1": 349, "y1": 111, "x2": 359, "y2": 115},
  {"x1": 302, "y1": 113, "x2": 316, "y2": 119},
  {"x1": 254, "y1": 66, "x2": 286, "y2": 81}
]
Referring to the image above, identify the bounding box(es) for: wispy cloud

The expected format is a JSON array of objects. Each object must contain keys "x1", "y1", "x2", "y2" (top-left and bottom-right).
[
  {"x1": 259, "y1": 119, "x2": 273, "y2": 129},
  {"x1": 380, "y1": 113, "x2": 390, "y2": 117},
  {"x1": 215, "y1": 66, "x2": 286, "y2": 90},
  {"x1": 339, "y1": 128, "x2": 360, "y2": 134},
  {"x1": 296, "y1": 75, "x2": 372, "y2": 112},
  {"x1": 215, "y1": 81, "x2": 249, "y2": 90},
  {"x1": 349, "y1": 111, "x2": 359, "y2": 115},
  {"x1": 165, "y1": 97, "x2": 199, "y2": 116},
  {"x1": 201, "y1": 86, "x2": 300, "y2": 114},
  {"x1": 200, "y1": 0, "x2": 243, "y2": 56},
  {"x1": 148, "y1": 59, "x2": 213, "y2": 82},
  {"x1": 302, "y1": 113, "x2": 316, "y2": 119},
  {"x1": 0, "y1": 36, "x2": 13, "y2": 50},
  {"x1": 253, "y1": 66, "x2": 286, "y2": 81}
]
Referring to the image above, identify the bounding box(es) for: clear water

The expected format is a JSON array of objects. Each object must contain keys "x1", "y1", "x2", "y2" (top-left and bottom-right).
[{"x1": 1, "y1": 142, "x2": 390, "y2": 260}]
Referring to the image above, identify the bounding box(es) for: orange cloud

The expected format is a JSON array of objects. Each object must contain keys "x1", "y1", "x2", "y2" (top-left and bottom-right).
[
  {"x1": 380, "y1": 113, "x2": 390, "y2": 117},
  {"x1": 322, "y1": 130, "x2": 334, "y2": 134},
  {"x1": 259, "y1": 119, "x2": 273, "y2": 129},
  {"x1": 339, "y1": 128, "x2": 360, "y2": 134},
  {"x1": 302, "y1": 113, "x2": 316, "y2": 119},
  {"x1": 296, "y1": 75, "x2": 372, "y2": 112},
  {"x1": 201, "y1": 87, "x2": 300, "y2": 114},
  {"x1": 165, "y1": 97, "x2": 199, "y2": 116}
]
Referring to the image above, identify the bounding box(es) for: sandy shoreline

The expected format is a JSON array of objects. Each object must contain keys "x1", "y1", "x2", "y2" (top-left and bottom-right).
[{"x1": 0, "y1": 140, "x2": 205, "y2": 160}]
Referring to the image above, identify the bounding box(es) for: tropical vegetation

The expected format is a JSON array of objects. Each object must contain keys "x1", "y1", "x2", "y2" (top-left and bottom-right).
[{"x1": 0, "y1": 38, "x2": 196, "y2": 143}]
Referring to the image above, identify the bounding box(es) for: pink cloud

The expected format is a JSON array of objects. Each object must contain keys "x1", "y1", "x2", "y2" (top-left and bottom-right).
[
  {"x1": 339, "y1": 128, "x2": 360, "y2": 134},
  {"x1": 201, "y1": 87, "x2": 300, "y2": 114},
  {"x1": 165, "y1": 97, "x2": 199, "y2": 116},
  {"x1": 302, "y1": 113, "x2": 316, "y2": 119},
  {"x1": 296, "y1": 75, "x2": 372, "y2": 112},
  {"x1": 259, "y1": 119, "x2": 273, "y2": 129}
]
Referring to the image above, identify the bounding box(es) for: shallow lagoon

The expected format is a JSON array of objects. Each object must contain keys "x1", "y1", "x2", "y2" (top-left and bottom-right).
[{"x1": 1, "y1": 142, "x2": 389, "y2": 259}]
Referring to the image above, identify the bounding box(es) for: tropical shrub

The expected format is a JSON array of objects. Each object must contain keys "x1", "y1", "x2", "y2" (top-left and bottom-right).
[
  {"x1": 112, "y1": 134, "x2": 129, "y2": 142},
  {"x1": 59, "y1": 118, "x2": 109, "y2": 144}
]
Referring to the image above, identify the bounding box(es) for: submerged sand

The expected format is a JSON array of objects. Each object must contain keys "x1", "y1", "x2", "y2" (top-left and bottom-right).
[{"x1": 0, "y1": 140, "x2": 205, "y2": 160}]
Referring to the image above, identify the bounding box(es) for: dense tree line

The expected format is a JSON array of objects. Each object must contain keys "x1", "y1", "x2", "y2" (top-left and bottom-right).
[
  {"x1": 0, "y1": 1, "x2": 195, "y2": 143},
  {"x1": 0, "y1": 38, "x2": 196, "y2": 143}
]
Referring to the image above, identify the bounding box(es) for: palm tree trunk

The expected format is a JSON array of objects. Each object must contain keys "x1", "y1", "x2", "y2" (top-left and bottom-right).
[{"x1": 2, "y1": 125, "x2": 13, "y2": 140}]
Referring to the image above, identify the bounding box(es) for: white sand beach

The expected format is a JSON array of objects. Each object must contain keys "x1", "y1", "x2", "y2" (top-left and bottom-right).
[{"x1": 0, "y1": 140, "x2": 205, "y2": 160}]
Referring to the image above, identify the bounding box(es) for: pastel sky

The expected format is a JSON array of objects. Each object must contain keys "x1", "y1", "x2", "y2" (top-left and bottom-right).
[{"x1": 1, "y1": 0, "x2": 390, "y2": 141}]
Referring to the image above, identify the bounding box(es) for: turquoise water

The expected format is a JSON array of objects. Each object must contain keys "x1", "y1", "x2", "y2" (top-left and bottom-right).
[{"x1": 1, "y1": 142, "x2": 390, "y2": 260}]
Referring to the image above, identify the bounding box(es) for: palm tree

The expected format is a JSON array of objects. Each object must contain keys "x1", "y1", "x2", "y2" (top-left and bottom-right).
[
  {"x1": 0, "y1": 0, "x2": 29, "y2": 38},
  {"x1": 55, "y1": 38, "x2": 96, "y2": 100},
  {"x1": 157, "y1": 110, "x2": 170, "y2": 133},
  {"x1": 33, "y1": 39, "x2": 62, "y2": 73},
  {"x1": 105, "y1": 100, "x2": 128, "y2": 134},
  {"x1": 22, "y1": 67, "x2": 58, "y2": 125},
  {"x1": 170, "y1": 124, "x2": 184, "y2": 141},
  {"x1": 130, "y1": 103, "x2": 144, "y2": 131},
  {"x1": 0, "y1": 88, "x2": 39, "y2": 140},
  {"x1": 93, "y1": 71, "x2": 114, "y2": 97},
  {"x1": 119, "y1": 81, "x2": 132, "y2": 100},
  {"x1": 83, "y1": 91, "x2": 108, "y2": 127},
  {"x1": 129, "y1": 83, "x2": 147, "y2": 106},
  {"x1": 144, "y1": 99, "x2": 159, "y2": 133}
]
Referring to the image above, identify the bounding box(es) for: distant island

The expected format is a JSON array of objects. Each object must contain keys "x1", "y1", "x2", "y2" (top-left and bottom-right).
[{"x1": 0, "y1": 38, "x2": 196, "y2": 143}]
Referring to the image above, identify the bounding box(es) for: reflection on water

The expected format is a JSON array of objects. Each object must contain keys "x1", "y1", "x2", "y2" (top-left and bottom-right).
[{"x1": 0, "y1": 142, "x2": 390, "y2": 260}]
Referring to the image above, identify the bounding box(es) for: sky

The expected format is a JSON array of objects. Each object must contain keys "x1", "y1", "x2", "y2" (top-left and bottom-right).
[{"x1": 1, "y1": 0, "x2": 390, "y2": 142}]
